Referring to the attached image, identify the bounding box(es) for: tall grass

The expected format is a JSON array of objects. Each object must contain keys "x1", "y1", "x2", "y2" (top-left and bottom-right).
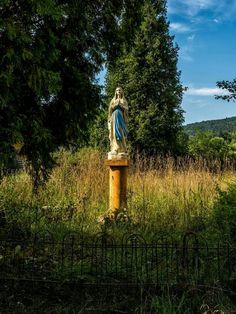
[
  {"x1": 1, "y1": 149, "x2": 235, "y2": 313},
  {"x1": 0, "y1": 148, "x2": 235, "y2": 238}
]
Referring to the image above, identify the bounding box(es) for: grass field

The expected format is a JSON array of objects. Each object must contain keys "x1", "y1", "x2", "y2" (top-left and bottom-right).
[
  {"x1": 0, "y1": 148, "x2": 235, "y2": 240},
  {"x1": 0, "y1": 148, "x2": 235, "y2": 312}
]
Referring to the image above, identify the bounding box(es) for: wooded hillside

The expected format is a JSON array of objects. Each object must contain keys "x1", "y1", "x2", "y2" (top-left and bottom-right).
[{"x1": 184, "y1": 116, "x2": 236, "y2": 135}]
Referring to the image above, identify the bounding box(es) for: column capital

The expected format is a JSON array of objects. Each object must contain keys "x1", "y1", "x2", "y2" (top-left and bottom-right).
[{"x1": 105, "y1": 159, "x2": 129, "y2": 167}]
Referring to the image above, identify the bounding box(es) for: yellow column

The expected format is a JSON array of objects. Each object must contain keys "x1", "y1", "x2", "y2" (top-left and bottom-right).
[{"x1": 105, "y1": 159, "x2": 129, "y2": 215}]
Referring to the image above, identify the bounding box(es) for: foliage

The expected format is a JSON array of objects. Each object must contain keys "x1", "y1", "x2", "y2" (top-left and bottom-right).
[
  {"x1": 216, "y1": 78, "x2": 236, "y2": 102},
  {"x1": 88, "y1": 107, "x2": 109, "y2": 151},
  {"x1": 151, "y1": 290, "x2": 230, "y2": 314},
  {"x1": 184, "y1": 116, "x2": 236, "y2": 136},
  {"x1": 105, "y1": 0, "x2": 184, "y2": 155},
  {"x1": 0, "y1": 0, "x2": 126, "y2": 187},
  {"x1": 188, "y1": 132, "x2": 228, "y2": 159},
  {"x1": 188, "y1": 131, "x2": 236, "y2": 159},
  {"x1": 212, "y1": 182, "x2": 236, "y2": 243},
  {"x1": 0, "y1": 283, "x2": 234, "y2": 313}
]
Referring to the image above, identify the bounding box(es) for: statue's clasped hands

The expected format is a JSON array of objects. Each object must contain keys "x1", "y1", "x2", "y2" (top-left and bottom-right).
[{"x1": 112, "y1": 98, "x2": 122, "y2": 110}]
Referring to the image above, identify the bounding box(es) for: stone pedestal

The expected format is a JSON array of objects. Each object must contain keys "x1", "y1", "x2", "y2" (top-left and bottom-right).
[{"x1": 105, "y1": 158, "x2": 129, "y2": 215}]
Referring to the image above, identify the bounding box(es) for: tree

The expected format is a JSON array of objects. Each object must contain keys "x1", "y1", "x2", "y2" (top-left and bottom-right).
[
  {"x1": 88, "y1": 0, "x2": 145, "y2": 152},
  {"x1": 105, "y1": 0, "x2": 184, "y2": 155},
  {"x1": 188, "y1": 131, "x2": 213, "y2": 157},
  {"x1": 188, "y1": 131, "x2": 229, "y2": 159},
  {"x1": 88, "y1": 107, "x2": 109, "y2": 150},
  {"x1": 0, "y1": 0, "x2": 124, "y2": 187},
  {"x1": 216, "y1": 79, "x2": 236, "y2": 102}
]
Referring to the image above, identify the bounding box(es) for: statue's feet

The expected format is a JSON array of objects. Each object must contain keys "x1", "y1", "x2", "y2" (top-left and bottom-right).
[
  {"x1": 118, "y1": 152, "x2": 128, "y2": 157},
  {"x1": 108, "y1": 150, "x2": 128, "y2": 160},
  {"x1": 108, "y1": 150, "x2": 118, "y2": 160},
  {"x1": 108, "y1": 150, "x2": 118, "y2": 155}
]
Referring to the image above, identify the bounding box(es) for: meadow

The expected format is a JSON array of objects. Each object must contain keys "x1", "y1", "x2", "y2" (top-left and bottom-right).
[
  {"x1": 0, "y1": 147, "x2": 235, "y2": 240},
  {"x1": 0, "y1": 148, "x2": 236, "y2": 312}
]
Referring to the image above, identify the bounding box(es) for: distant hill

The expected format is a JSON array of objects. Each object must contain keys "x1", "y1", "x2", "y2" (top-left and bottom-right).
[{"x1": 184, "y1": 116, "x2": 236, "y2": 136}]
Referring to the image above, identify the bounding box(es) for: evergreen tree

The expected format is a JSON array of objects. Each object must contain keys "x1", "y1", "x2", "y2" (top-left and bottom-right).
[
  {"x1": 105, "y1": 0, "x2": 184, "y2": 154},
  {"x1": 0, "y1": 0, "x2": 123, "y2": 187}
]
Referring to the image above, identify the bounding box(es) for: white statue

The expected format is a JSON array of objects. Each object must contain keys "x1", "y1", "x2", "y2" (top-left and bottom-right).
[{"x1": 108, "y1": 87, "x2": 128, "y2": 159}]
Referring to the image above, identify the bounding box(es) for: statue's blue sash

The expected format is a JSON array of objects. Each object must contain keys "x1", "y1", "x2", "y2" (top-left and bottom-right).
[{"x1": 114, "y1": 107, "x2": 128, "y2": 141}]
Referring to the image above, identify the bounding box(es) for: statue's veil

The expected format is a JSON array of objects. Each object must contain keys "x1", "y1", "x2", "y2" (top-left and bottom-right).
[{"x1": 112, "y1": 87, "x2": 128, "y2": 105}]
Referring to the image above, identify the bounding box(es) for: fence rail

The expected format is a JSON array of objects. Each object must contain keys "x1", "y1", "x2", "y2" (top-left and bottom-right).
[{"x1": 0, "y1": 231, "x2": 235, "y2": 286}]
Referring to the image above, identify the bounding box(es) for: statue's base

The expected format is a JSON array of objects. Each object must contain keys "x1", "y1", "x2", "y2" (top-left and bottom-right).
[
  {"x1": 107, "y1": 152, "x2": 128, "y2": 160},
  {"x1": 105, "y1": 157, "x2": 129, "y2": 215}
]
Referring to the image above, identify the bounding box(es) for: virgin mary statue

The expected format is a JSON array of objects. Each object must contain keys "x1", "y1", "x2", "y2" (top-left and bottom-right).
[{"x1": 108, "y1": 87, "x2": 128, "y2": 159}]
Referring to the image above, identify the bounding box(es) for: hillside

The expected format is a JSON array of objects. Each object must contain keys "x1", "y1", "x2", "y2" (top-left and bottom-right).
[{"x1": 184, "y1": 116, "x2": 236, "y2": 136}]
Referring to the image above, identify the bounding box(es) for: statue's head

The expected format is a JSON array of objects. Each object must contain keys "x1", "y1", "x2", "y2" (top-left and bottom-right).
[{"x1": 115, "y1": 87, "x2": 124, "y2": 99}]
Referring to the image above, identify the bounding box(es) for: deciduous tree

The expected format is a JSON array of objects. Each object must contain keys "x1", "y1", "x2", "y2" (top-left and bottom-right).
[
  {"x1": 216, "y1": 79, "x2": 236, "y2": 102},
  {"x1": 0, "y1": 0, "x2": 123, "y2": 187}
]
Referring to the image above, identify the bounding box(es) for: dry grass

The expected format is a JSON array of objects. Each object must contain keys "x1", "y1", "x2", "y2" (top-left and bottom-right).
[
  {"x1": 0, "y1": 148, "x2": 235, "y2": 237},
  {"x1": 1, "y1": 148, "x2": 235, "y2": 312}
]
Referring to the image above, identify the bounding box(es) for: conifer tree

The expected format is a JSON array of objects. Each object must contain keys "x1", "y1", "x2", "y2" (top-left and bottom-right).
[{"x1": 105, "y1": 0, "x2": 184, "y2": 154}]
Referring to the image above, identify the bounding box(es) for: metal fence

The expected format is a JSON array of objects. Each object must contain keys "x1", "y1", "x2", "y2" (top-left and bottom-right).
[{"x1": 0, "y1": 231, "x2": 235, "y2": 286}]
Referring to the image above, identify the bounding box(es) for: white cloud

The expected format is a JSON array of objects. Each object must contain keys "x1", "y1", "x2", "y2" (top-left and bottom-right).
[
  {"x1": 168, "y1": 0, "x2": 236, "y2": 22},
  {"x1": 185, "y1": 87, "x2": 228, "y2": 96},
  {"x1": 179, "y1": 46, "x2": 194, "y2": 62},
  {"x1": 183, "y1": 97, "x2": 208, "y2": 108},
  {"x1": 187, "y1": 34, "x2": 195, "y2": 41},
  {"x1": 168, "y1": 0, "x2": 215, "y2": 17},
  {"x1": 181, "y1": 54, "x2": 193, "y2": 62},
  {"x1": 217, "y1": 1, "x2": 236, "y2": 22},
  {"x1": 169, "y1": 22, "x2": 191, "y2": 33},
  {"x1": 186, "y1": 0, "x2": 214, "y2": 10}
]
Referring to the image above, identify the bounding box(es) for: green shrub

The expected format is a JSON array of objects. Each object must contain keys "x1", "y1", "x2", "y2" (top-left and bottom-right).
[{"x1": 212, "y1": 183, "x2": 236, "y2": 243}]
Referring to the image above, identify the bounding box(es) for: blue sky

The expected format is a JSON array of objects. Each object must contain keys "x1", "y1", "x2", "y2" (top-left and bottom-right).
[
  {"x1": 168, "y1": 0, "x2": 236, "y2": 124},
  {"x1": 98, "y1": 0, "x2": 236, "y2": 125}
]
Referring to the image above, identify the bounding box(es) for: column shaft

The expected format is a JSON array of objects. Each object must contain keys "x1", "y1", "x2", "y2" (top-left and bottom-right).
[{"x1": 105, "y1": 159, "x2": 129, "y2": 214}]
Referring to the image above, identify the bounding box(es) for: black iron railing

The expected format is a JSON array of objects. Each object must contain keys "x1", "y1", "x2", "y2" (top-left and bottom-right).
[{"x1": 0, "y1": 231, "x2": 235, "y2": 286}]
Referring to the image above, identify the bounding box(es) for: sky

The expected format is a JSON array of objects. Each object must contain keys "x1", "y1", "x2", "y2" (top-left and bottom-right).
[
  {"x1": 98, "y1": 0, "x2": 236, "y2": 125},
  {"x1": 168, "y1": 0, "x2": 236, "y2": 124}
]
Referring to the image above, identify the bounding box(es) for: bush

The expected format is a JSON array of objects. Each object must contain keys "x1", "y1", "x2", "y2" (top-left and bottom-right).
[{"x1": 212, "y1": 183, "x2": 236, "y2": 243}]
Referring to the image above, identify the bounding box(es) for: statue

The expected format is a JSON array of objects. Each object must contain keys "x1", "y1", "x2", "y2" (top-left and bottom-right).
[{"x1": 108, "y1": 87, "x2": 128, "y2": 159}]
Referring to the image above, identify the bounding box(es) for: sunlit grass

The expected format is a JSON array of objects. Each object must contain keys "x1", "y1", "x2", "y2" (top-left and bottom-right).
[{"x1": 0, "y1": 148, "x2": 235, "y2": 238}]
